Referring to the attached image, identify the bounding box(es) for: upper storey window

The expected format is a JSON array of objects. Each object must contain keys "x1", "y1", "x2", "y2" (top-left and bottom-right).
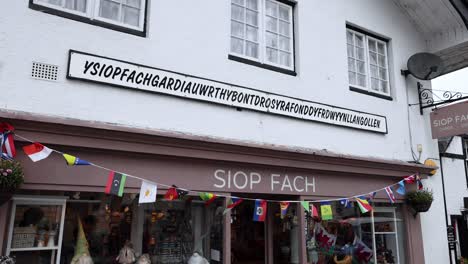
[
  {"x1": 230, "y1": 0, "x2": 295, "y2": 74},
  {"x1": 346, "y1": 27, "x2": 391, "y2": 97},
  {"x1": 31, "y1": 0, "x2": 147, "y2": 35}
]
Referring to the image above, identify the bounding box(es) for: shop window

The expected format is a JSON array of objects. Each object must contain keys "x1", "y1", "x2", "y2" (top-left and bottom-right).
[
  {"x1": 229, "y1": 0, "x2": 296, "y2": 75},
  {"x1": 305, "y1": 201, "x2": 406, "y2": 264},
  {"x1": 346, "y1": 26, "x2": 391, "y2": 99},
  {"x1": 30, "y1": 0, "x2": 147, "y2": 36}
]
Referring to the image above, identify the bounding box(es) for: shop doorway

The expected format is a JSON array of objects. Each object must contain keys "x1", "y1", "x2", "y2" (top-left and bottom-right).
[{"x1": 230, "y1": 196, "x2": 299, "y2": 264}]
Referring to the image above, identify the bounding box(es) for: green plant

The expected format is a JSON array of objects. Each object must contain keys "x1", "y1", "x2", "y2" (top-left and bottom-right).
[
  {"x1": 0, "y1": 160, "x2": 24, "y2": 191},
  {"x1": 405, "y1": 189, "x2": 433, "y2": 204}
]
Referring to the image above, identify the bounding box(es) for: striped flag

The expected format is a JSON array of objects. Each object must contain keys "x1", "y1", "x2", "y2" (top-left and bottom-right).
[
  {"x1": 223, "y1": 197, "x2": 243, "y2": 214},
  {"x1": 0, "y1": 123, "x2": 15, "y2": 158},
  {"x1": 384, "y1": 187, "x2": 396, "y2": 203},
  {"x1": 367, "y1": 192, "x2": 377, "y2": 201},
  {"x1": 356, "y1": 197, "x2": 373, "y2": 213},
  {"x1": 404, "y1": 175, "x2": 416, "y2": 184},
  {"x1": 416, "y1": 174, "x2": 423, "y2": 190},
  {"x1": 23, "y1": 142, "x2": 52, "y2": 162},
  {"x1": 62, "y1": 153, "x2": 91, "y2": 166},
  {"x1": 253, "y1": 199, "x2": 267, "y2": 222},
  {"x1": 280, "y1": 202, "x2": 290, "y2": 219},
  {"x1": 199, "y1": 192, "x2": 217, "y2": 207},
  {"x1": 105, "y1": 171, "x2": 127, "y2": 197}
]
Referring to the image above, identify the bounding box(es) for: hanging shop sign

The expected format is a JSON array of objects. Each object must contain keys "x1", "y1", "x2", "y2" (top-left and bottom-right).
[
  {"x1": 67, "y1": 50, "x2": 387, "y2": 133},
  {"x1": 430, "y1": 100, "x2": 468, "y2": 139}
]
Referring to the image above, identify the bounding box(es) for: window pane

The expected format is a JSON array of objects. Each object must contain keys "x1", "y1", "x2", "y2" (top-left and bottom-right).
[
  {"x1": 246, "y1": 25, "x2": 258, "y2": 42},
  {"x1": 357, "y1": 61, "x2": 366, "y2": 74},
  {"x1": 232, "y1": 0, "x2": 244, "y2": 5},
  {"x1": 378, "y1": 55, "x2": 386, "y2": 67},
  {"x1": 347, "y1": 44, "x2": 354, "y2": 58},
  {"x1": 266, "y1": 32, "x2": 278, "y2": 48},
  {"x1": 278, "y1": 5, "x2": 289, "y2": 20},
  {"x1": 370, "y1": 52, "x2": 377, "y2": 65},
  {"x1": 231, "y1": 4, "x2": 245, "y2": 21},
  {"x1": 64, "y1": 0, "x2": 87, "y2": 12},
  {"x1": 379, "y1": 68, "x2": 387, "y2": 80},
  {"x1": 356, "y1": 47, "x2": 365, "y2": 60},
  {"x1": 266, "y1": 1, "x2": 278, "y2": 17},
  {"x1": 100, "y1": 0, "x2": 120, "y2": 21},
  {"x1": 346, "y1": 31, "x2": 354, "y2": 44},
  {"x1": 370, "y1": 65, "x2": 378, "y2": 78},
  {"x1": 40, "y1": 0, "x2": 62, "y2": 6},
  {"x1": 355, "y1": 35, "x2": 364, "y2": 47},
  {"x1": 358, "y1": 74, "x2": 367, "y2": 87},
  {"x1": 279, "y1": 51, "x2": 291, "y2": 67},
  {"x1": 123, "y1": 6, "x2": 140, "y2": 26},
  {"x1": 231, "y1": 21, "x2": 244, "y2": 38},
  {"x1": 348, "y1": 58, "x2": 356, "y2": 71},
  {"x1": 231, "y1": 37, "x2": 244, "y2": 54},
  {"x1": 349, "y1": 71, "x2": 356, "y2": 85},
  {"x1": 246, "y1": 41, "x2": 259, "y2": 58},
  {"x1": 266, "y1": 16, "x2": 277, "y2": 32},
  {"x1": 279, "y1": 36, "x2": 290, "y2": 51},
  {"x1": 369, "y1": 39, "x2": 377, "y2": 52},
  {"x1": 246, "y1": 10, "x2": 258, "y2": 26},
  {"x1": 124, "y1": 0, "x2": 140, "y2": 8},
  {"x1": 246, "y1": 0, "x2": 258, "y2": 10},
  {"x1": 279, "y1": 20, "x2": 290, "y2": 36},
  {"x1": 381, "y1": 81, "x2": 389, "y2": 93},
  {"x1": 371, "y1": 78, "x2": 379, "y2": 91},
  {"x1": 378, "y1": 42, "x2": 385, "y2": 54},
  {"x1": 266, "y1": 48, "x2": 278, "y2": 63}
]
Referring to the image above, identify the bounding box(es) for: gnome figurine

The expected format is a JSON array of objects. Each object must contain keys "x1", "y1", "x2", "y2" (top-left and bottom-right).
[
  {"x1": 116, "y1": 240, "x2": 136, "y2": 264},
  {"x1": 188, "y1": 252, "x2": 209, "y2": 264},
  {"x1": 70, "y1": 218, "x2": 94, "y2": 264}
]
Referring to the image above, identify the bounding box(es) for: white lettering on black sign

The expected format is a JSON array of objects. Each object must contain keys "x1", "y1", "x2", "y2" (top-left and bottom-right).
[{"x1": 68, "y1": 50, "x2": 387, "y2": 133}]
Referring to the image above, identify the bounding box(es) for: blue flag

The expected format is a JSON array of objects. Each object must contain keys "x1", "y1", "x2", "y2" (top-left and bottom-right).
[
  {"x1": 340, "y1": 198, "x2": 351, "y2": 208},
  {"x1": 396, "y1": 181, "x2": 406, "y2": 195}
]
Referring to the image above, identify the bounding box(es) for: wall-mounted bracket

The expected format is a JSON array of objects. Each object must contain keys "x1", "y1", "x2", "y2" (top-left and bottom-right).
[{"x1": 417, "y1": 82, "x2": 468, "y2": 115}]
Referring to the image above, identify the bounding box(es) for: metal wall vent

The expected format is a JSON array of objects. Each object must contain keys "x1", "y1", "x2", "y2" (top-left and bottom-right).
[{"x1": 31, "y1": 62, "x2": 58, "y2": 81}]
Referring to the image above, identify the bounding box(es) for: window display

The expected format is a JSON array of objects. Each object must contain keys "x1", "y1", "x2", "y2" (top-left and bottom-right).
[{"x1": 305, "y1": 201, "x2": 405, "y2": 264}]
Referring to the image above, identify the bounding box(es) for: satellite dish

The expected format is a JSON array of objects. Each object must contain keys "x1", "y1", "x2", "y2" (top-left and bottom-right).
[{"x1": 405, "y1": 52, "x2": 444, "y2": 80}]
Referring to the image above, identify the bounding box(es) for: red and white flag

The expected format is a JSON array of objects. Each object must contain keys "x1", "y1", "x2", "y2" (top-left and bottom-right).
[
  {"x1": 23, "y1": 143, "x2": 52, "y2": 162},
  {"x1": 1, "y1": 122, "x2": 16, "y2": 158},
  {"x1": 384, "y1": 186, "x2": 396, "y2": 203}
]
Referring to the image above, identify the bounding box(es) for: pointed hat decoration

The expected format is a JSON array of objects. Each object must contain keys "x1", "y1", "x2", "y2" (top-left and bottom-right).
[{"x1": 71, "y1": 217, "x2": 93, "y2": 264}]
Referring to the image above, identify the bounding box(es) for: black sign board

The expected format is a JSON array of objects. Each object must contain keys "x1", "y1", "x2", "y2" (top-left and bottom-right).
[{"x1": 447, "y1": 225, "x2": 456, "y2": 242}]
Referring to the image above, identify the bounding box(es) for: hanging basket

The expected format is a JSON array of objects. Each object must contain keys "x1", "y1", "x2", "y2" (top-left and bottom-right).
[{"x1": 409, "y1": 200, "x2": 433, "y2": 213}]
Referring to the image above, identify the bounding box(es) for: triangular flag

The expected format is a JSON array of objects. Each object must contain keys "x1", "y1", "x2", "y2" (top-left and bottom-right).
[
  {"x1": 223, "y1": 197, "x2": 243, "y2": 214},
  {"x1": 105, "y1": 171, "x2": 126, "y2": 197},
  {"x1": 396, "y1": 181, "x2": 406, "y2": 195},
  {"x1": 311, "y1": 204, "x2": 319, "y2": 217},
  {"x1": 164, "y1": 186, "x2": 179, "y2": 200},
  {"x1": 199, "y1": 192, "x2": 217, "y2": 207},
  {"x1": 340, "y1": 198, "x2": 351, "y2": 208},
  {"x1": 0, "y1": 122, "x2": 16, "y2": 158},
  {"x1": 301, "y1": 201, "x2": 310, "y2": 212},
  {"x1": 23, "y1": 142, "x2": 52, "y2": 162},
  {"x1": 62, "y1": 153, "x2": 91, "y2": 166},
  {"x1": 139, "y1": 181, "x2": 157, "y2": 204},
  {"x1": 175, "y1": 185, "x2": 189, "y2": 198},
  {"x1": 253, "y1": 199, "x2": 267, "y2": 222},
  {"x1": 384, "y1": 186, "x2": 396, "y2": 203},
  {"x1": 356, "y1": 197, "x2": 373, "y2": 213},
  {"x1": 320, "y1": 202, "x2": 333, "y2": 220},
  {"x1": 280, "y1": 202, "x2": 290, "y2": 219}
]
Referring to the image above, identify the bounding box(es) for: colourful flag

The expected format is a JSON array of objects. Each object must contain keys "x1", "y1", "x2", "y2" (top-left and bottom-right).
[
  {"x1": 0, "y1": 123, "x2": 15, "y2": 158},
  {"x1": 311, "y1": 204, "x2": 319, "y2": 217},
  {"x1": 315, "y1": 223, "x2": 337, "y2": 250},
  {"x1": 280, "y1": 202, "x2": 290, "y2": 219},
  {"x1": 340, "y1": 198, "x2": 351, "y2": 208},
  {"x1": 301, "y1": 201, "x2": 310, "y2": 212},
  {"x1": 139, "y1": 181, "x2": 157, "y2": 203},
  {"x1": 105, "y1": 171, "x2": 127, "y2": 197},
  {"x1": 199, "y1": 192, "x2": 217, "y2": 207},
  {"x1": 23, "y1": 142, "x2": 52, "y2": 162},
  {"x1": 223, "y1": 197, "x2": 243, "y2": 214},
  {"x1": 62, "y1": 153, "x2": 91, "y2": 166},
  {"x1": 320, "y1": 202, "x2": 333, "y2": 220},
  {"x1": 396, "y1": 180, "x2": 406, "y2": 195},
  {"x1": 175, "y1": 186, "x2": 189, "y2": 198},
  {"x1": 253, "y1": 199, "x2": 267, "y2": 222},
  {"x1": 356, "y1": 197, "x2": 373, "y2": 213},
  {"x1": 354, "y1": 236, "x2": 373, "y2": 263},
  {"x1": 164, "y1": 186, "x2": 179, "y2": 200},
  {"x1": 404, "y1": 175, "x2": 416, "y2": 184},
  {"x1": 384, "y1": 186, "x2": 396, "y2": 203},
  {"x1": 416, "y1": 174, "x2": 423, "y2": 190},
  {"x1": 367, "y1": 192, "x2": 377, "y2": 201}
]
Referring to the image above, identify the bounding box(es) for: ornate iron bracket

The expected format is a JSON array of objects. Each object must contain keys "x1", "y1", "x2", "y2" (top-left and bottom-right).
[{"x1": 417, "y1": 82, "x2": 468, "y2": 115}]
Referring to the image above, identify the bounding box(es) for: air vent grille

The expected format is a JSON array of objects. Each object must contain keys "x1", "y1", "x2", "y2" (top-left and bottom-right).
[{"x1": 31, "y1": 62, "x2": 58, "y2": 81}]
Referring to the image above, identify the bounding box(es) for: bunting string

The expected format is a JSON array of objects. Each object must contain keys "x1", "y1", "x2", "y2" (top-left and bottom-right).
[{"x1": 13, "y1": 133, "x2": 419, "y2": 204}]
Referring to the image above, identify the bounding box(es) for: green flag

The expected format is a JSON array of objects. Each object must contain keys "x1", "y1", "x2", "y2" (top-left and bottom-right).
[{"x1": 301, "y1": 201, "x2": 310, "y2": 212}]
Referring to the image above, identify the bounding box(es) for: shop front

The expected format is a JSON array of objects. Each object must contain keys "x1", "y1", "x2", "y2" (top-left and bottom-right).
[{"x1": 0, "y1": 116, "x2": 432, "y2": 263}]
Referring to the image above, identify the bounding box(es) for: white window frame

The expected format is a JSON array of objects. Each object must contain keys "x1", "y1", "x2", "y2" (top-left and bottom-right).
[
  {"x1": 32, "y1": 0, "x2": 146, "y2": 32},
  {"x1": 347, "y1": 28, "x2": 391, "y2": 97},
  {"x1": 229, "y1": 0, "x2": 295, "y2": 71}
]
